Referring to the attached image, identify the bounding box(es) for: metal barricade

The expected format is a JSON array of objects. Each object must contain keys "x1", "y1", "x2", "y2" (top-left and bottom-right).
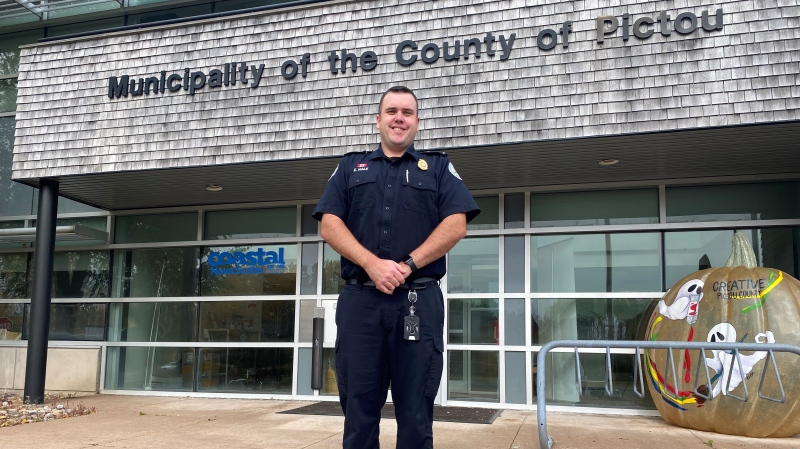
[{"x1": 536, "y1": 340, "x2": 800, "y2": 449}]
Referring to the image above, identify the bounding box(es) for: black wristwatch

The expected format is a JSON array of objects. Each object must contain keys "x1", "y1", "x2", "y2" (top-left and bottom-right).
[{"x1": 403, "y1": 255, "x2": 418, "y2": 273}]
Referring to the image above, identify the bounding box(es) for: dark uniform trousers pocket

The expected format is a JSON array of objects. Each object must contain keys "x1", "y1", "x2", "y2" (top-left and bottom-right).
[{"x1": 424, "y1": 335, "x2": 444, "y2": 398}]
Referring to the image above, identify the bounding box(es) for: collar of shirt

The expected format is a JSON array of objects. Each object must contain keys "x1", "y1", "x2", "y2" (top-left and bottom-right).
[{"x1": 370, "y1": 144, "x2": 420, "y2": 162}]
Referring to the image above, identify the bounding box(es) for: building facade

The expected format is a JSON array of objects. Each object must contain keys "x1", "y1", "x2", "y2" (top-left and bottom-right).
[{"x1": 1, "y1": 0, "x2": 799, "y2": 412}]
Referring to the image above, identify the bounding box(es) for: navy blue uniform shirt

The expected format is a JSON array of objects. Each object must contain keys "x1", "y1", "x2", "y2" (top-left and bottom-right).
[{"x1": 313, "y1": 145, "x2": 480, "y2": 282}]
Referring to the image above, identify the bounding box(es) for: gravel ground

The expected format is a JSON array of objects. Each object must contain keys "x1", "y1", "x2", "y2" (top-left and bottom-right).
[{"x1": 0, "y1": 393, "x2": 95, "y2": 427}]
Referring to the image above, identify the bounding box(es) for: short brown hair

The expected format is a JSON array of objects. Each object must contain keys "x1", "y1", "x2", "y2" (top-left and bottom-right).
[{"x1": 378, "y1": 86, "x2": 418, "y2": 114}]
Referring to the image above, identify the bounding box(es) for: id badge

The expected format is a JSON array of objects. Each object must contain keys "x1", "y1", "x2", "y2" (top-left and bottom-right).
[{"x1": 404, "y1": 315, "x2": 420, "y2": 341}]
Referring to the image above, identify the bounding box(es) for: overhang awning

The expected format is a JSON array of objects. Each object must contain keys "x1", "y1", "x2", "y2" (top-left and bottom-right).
[
  {"x1": 0, "y1": 224, "x2": 108, "y2": 243},
  {"x1": 11, "y1": 120, "x2": 800, "y2": 211}
]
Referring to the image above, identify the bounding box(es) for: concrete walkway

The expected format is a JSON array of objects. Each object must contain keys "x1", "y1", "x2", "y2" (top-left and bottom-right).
[{"x1": 2, "y1": 395, "x2": 799, "y2": 448}]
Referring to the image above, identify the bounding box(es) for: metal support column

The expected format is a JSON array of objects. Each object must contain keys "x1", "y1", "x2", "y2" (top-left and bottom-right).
[{"x1": 24, "y1": 179, "x2": 59, "y2": 404}]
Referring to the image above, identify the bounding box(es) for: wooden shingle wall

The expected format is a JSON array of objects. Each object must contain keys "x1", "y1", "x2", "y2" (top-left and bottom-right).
[{"x1": 12, "y1": 0, "x2": 800, "y2": 180}]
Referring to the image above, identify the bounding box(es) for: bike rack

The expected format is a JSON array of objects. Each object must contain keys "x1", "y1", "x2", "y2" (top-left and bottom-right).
[{"x1": 536, "y1": 340, "x2": 800, "y2": 449}]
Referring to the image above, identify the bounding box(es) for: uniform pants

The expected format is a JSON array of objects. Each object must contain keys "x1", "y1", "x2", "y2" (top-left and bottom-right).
[{"x1": 335, "y1": 281, "x2": 445, "y2": 449}]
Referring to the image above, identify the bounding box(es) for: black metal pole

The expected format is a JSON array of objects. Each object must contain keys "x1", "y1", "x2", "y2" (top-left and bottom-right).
[
  {"x1": 24, "y1": 179, "x2": 59, "y2": 404},
  {"x1": 311, "y1": 316, "x2": 324, "y2": 390}
]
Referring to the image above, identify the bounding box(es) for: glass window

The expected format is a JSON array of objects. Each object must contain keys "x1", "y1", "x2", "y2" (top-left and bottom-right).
[
  {"x1": 504, "y1": 235, "x2": 524, "y2": 293},
  {"x1": 108, "y1": 302, "x2": 196, "y2": 342},
  {"x1": 505, "y1": 351, "x2": 527, "y2": 404},
  {"x1": 105, "y1": 346, "x2": 193, "y2": 391},
  {"x1": 531, "y1": 189, "x2": 659, "y2": 227},
  {"x1": 448, "y1": 350, "x2": 499, "y2": 402},
  {"x1": 197, "y1": 347, "x2": 292, "y2": 394},
  {"x1": 0, "y1": 30, "x2": 43, "y2": 76},
  {"x1": 664, "y1": 227, "x2": 799, "y2": 287},
  {"x1": 128, "y1": 4, "x2": 213, "y2": 24},
  {"x1": 503, "y1": 193, "x2": 525, "y2": 229},
  {"x1": 199, "y1": 300, "x2": 295, "y2": 342},
  {"x1": 37, "y1": 251, "x2": 110, "y2": 298},
  {"x1": 115, "y1": 213, "x2": 197, "y2": 243},
  {"x1": 531, "y1": 298, "x2": 655, "y2": 345},
  {"x1": 0, "y1": 303, "x2": 24, "y2": 340},
  {"x1": 112, "y1": 248, "x2": 199, "y2": 297},
  {"x1": 0, "y1": 118, "x2": 34, "y2": 216},
  {"x1": 448, "y1": 237, "x2": 499, "y2": 294},
  {"x1": 537, "y1": 352, "x2": 654, "y2": 408},
  {"x1": 204, "y1": 207, "x2": 295, "y2": 240},
  {"x1": 25, "y1": 303, "x2": 106, "y2": 341},
  {"x1": 52, "y1": 216, "x2": 107, "y2": 247},
  {"x1": 48, "y1": 6, "x2": 122, "y2": 21},
  {"x1": 0, "y1": 78, "x2": 16, "y2": 113},
  {"x1": 297, "y1": 347, "x2": 313, "y2": 395},
  {"x1": 300, "y1": 243, "x2": 318, "y2": 295},
  {"x1": 448, "y1": 299, "x2": 498, "y2": 345},
  {"x1": 0, "y1": 253, "x2": 28, "y2": 298},
  {"x1": 201, "y1": 244, "x2": 297, "y2": 296},
  {"x1": 504, "y1": 298, "x2": 525, "y2": 346},
  {"x1": 468, "y1": 196, "x2": 499, "y2": 230},
  {"x1": 301, "y1": 205, "x2": 317, "y2": 236},
  {"x1": 666, "y1": 182, "x2": 800, "y2": 223},
  {"x1": 30, "y1": 216, "x2": 107, "y2": 247},
  {"x1": 531, "y1": 233, "x2": 661, "y2": 293},
  {"x1": 322, "y1": 243, "x2": 344, "y2": 295}
]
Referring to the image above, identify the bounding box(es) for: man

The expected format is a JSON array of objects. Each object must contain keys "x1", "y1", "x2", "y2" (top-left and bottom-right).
[{"x1": 313, "y1": 86, "x2": 480, "y2": 449}]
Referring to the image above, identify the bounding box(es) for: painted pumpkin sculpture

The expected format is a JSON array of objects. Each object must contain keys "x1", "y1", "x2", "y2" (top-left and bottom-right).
[{"x1": 645, "y1": 231, "x2": 800, "y2": 437}]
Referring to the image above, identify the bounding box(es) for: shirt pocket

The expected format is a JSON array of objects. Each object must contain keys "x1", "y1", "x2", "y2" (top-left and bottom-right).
[
  {"x1": 348, "y1": 169, "x2": 378, "y2": 209},
  {"x1": 402, "y1": 172, "x2": 437, "y2": 215}
]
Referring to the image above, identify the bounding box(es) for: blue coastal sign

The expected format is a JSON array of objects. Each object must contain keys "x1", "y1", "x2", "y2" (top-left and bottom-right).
[{"x1": 207, "y1": 248, "x2": 286, "y2": 275}]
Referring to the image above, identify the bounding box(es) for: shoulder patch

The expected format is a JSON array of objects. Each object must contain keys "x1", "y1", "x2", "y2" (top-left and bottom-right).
[{"x1": 448, "y1": 162, "x2": 462, "y2": 181}]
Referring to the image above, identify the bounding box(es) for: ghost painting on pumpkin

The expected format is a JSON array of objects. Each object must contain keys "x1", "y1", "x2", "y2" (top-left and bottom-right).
[
  {"x1": 704, "y1": 322, "x2": 775, "y2": 397},
  {"x1": 658, "y1": 279, "x2": 704, "y2": 322}
]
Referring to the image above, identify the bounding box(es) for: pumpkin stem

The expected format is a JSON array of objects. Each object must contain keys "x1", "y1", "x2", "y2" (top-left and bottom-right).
[{"x1": 724, "y1": 230, "x2": 757, "y2": 268}]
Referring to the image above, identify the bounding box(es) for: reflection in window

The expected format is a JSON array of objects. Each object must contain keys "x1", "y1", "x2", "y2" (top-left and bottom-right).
[
  {"x1": 108, "y1": 302, "x2": 197, "y2": 342},
  {"x1": 504, "y1": 236, "x2": 525, "y2": 293},
  {"x1": 531, "y1": 234, "x2": 661, "y2": 293},
  {"x1": 323, "y1": 243, "x2": 344, "y2": 295},
  {"x1": 105, "y1": 346, "x2": 193, "y2": 391},
  {"x1": 666, "y1": 182, "x2": 800, "y2": 223},
  {"x1": 531, "y1": 189, "x2": 659, "y2": 227},
  {"x1": 0, "y1": 118, "x2": 34, "y2": 216},
  {"x1": 448, "y1": 350, "x2": 499, "y2": 402},
  {"x1": 447, "y1": 237, "x2": 499, "y2": 293},
  {"x1": 0, "y1": 303, "x2": 24, "y2": 340},
  {"x1": 200, "y1": 300, "x2": 295, "y2": 342},
  {"x1": 530, "y1": 298, "x2": 654, "y2": 345},
  {"x1": 664, "y1": 227, "x2": 799, "y2": 287},
  {"x1": 0, "y1": 253, "x2": 27, "y2": 298},
  {"x1": 504, "y1": 193, "x2": 525, "y2": 229},
  {"x1": 25, "y1": 303, "x2": 106, "y2": 341},
  {"x1": 536, "y1": 352, "x2": 654, "y2": 409},
  {"x1": 301, "y1": 243, "x2": 318, "y2": 295},
  {"x1": 197, "y1": 347, "x2": 292, "y2": 394},
  {"x1": 204, "y1": 207, "x2": 296, "y2": 240},
  {"x1": 201, "y1": 245, "x2": 297, "y2": 295},
  {"x1": 0, "y1": 78, "x2": 16, "y2": 113},
  {"x1": 113, "y1": 248, "x2": 199, "y2": 297},
  {"x1": 468, "y1": 196, "x2": 499, "y2": 230},
  {"x1": 114, "y1": 213, "x2": 197, "y2": 243},
  {"x1": 41, "y1": 251, "x2": 110, "y2": 298},
  {"x1": 448, "y1": 299, "x2": 498, "y2": 345}
]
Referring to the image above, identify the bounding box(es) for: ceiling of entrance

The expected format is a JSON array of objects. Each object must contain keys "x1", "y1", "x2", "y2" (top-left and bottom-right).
[{"x1": 18, "y1": 120, "x2": 800, "y2": 211}]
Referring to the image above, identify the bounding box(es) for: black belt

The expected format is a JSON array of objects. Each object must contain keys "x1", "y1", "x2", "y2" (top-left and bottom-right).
[{"x1": 345, "y1": 277, "x2": 438, "y2": 289}]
